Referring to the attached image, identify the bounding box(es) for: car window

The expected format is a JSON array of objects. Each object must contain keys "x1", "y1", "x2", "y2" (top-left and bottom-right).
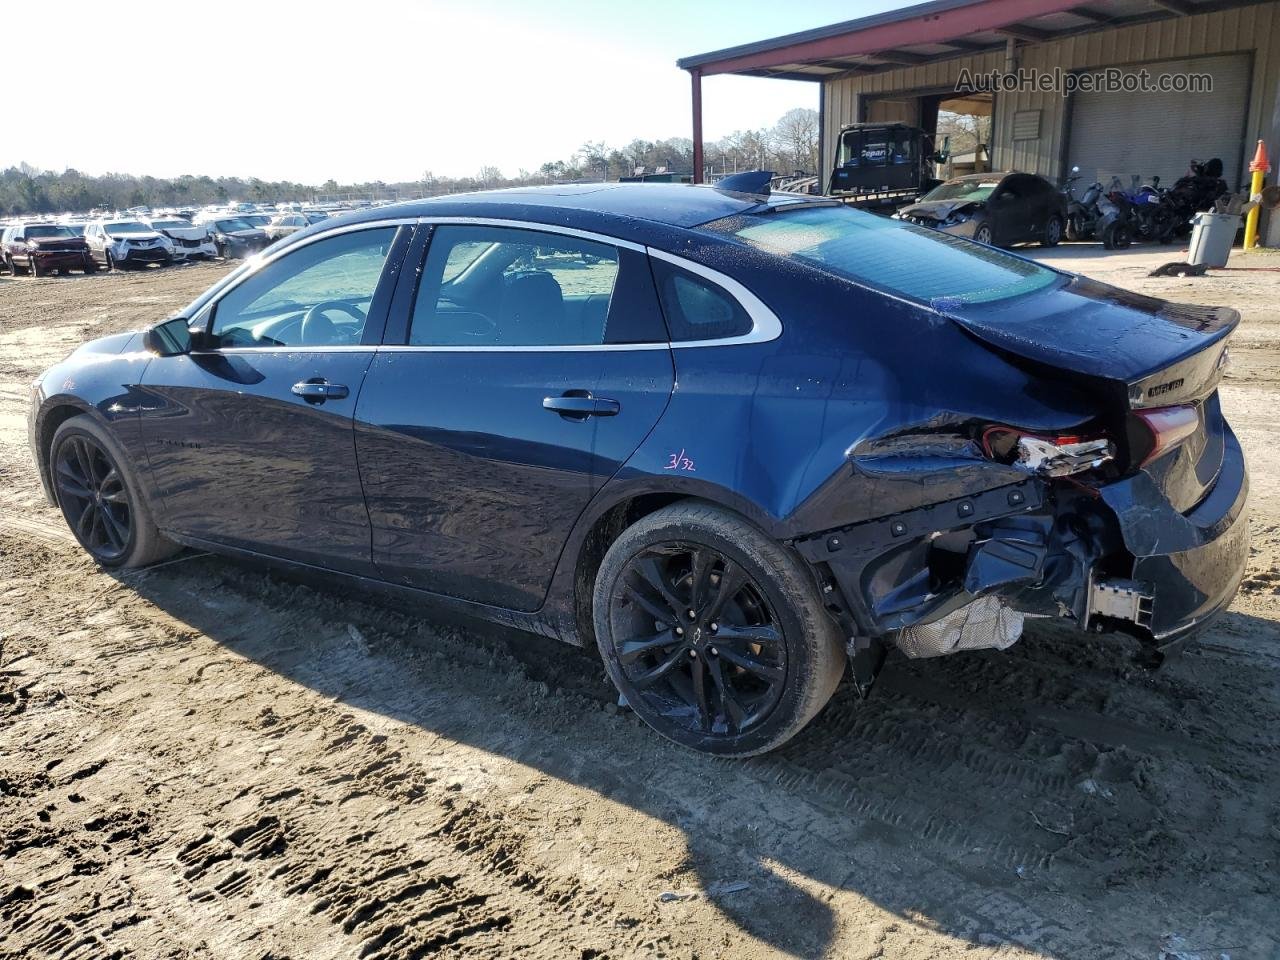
[
  {"x1": 709, "y1": 203, "x2": 1059, "y2": 306},
  {"x1": 208, "y1": 227, "x2": 396, "y2": 349},
  {"x1": 650, "y1": 260, "x2": 752, "y2": 342},
  {"x1": 409, "y1": 225, "x2": 621, "y2": 347}
]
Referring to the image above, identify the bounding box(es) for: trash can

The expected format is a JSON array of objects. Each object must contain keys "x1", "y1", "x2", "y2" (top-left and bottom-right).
[{"x1": 1187, "y1": 211, "x2": 1241, "y2": 268}]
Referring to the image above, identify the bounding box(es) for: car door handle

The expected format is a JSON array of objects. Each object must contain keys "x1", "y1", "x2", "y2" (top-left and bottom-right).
[
  {"x1": 292, "y1": 379, "x2": 349, "y2": 403},
  {"x1": 542, "y1": 392, "x2": 620, "y2": 420}
]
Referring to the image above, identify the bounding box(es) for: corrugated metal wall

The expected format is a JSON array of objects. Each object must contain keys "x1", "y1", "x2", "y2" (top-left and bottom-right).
[{"x1": 821, "y1": 3, "x2": 1279, "y2": 203}]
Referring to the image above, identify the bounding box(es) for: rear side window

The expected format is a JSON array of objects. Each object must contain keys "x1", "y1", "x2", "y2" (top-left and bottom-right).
[
  {"x1": 410, "y1": 225, "x2": 623, "y2": 347},
  {"x1": 650, "y1": 260, "x2": 752, "y2": 342},
  {"x1": 707, "y1": 204, "x2": 1059, "y2": 306}
]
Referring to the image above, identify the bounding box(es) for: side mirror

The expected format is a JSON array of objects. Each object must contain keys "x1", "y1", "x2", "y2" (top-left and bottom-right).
[{"x1": 142, "y1": 316, "x2": 196, "y2": 356}]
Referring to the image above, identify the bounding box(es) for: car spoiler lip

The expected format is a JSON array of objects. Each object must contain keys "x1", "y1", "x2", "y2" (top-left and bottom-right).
[{"x1": 936, "y1": 274, "x2": 1238, "y2": 406}]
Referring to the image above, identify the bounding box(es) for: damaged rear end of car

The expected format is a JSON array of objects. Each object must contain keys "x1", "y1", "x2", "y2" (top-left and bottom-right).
[{"x1": 705, "y1": 203, "x2": 1249, "y2": 691}]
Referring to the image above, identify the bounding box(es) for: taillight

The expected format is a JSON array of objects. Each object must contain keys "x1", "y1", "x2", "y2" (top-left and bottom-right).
[
  {"x1": 981, "y1": 425, "x2": 1114, "y2": 477},
  {"x1": 1132, "y1": 404, "x2": 1199, "y2": 466}
]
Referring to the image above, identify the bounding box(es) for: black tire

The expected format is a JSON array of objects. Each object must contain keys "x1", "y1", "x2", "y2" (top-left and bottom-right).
[
  {"x1": 973, "y1": 222, "x2": 993, "y2": 245},
  {"x1": 83, "y1": 259, "x2": 98, "y2": 274},
  {"x1": 105, "y1": 251, "x2": 116, "y2": 271},
  {"x1": 2, "y1": 255, "x2": 12, "y2": 276},
  {"x1": 1041, "y1": 215, "x2": 1063, "y2": 247},
  {"x1": 29, "y1": 257, "x2": 43, "y2": 278},
  {"x1": 593, "y1": 502, "x2": 846, "y2": 757},
  {"x1": 50, "y1": 415, "x2": 180, "y2": 569}
]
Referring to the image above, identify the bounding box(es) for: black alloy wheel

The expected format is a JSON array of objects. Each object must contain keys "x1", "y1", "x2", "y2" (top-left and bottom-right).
[
  {"x1": 595, "y1": 503, "x2": 847, "y2": 756},
  {"x1": 608, "y1": 542, "x2": 788, "y2": 738},
  {"x1": 54, "y1": 433, "x2": 132, "y2": 562}
]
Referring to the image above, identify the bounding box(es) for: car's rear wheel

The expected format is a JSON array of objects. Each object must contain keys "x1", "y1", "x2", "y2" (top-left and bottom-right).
[
  {"x1": 1, "y1": 255, "x2": 12, "y2": 275},
  {"x1": 593, "y1": 503, "x2": 846, "y2": 757},
  {"x1": 1041, "y1": 215, "x2": 1063, "y2": 247},
  {"x1": 51, "y1": 415, "x2": 179, "y2": 569},
  {"x1": 83, "y1": 259, "x2": 98, "y2": 274}
]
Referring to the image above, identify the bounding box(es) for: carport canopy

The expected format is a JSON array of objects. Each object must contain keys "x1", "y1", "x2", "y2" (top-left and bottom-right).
[{"x1": 677, "y1": 0, "x2": 1262, "y2": 181}]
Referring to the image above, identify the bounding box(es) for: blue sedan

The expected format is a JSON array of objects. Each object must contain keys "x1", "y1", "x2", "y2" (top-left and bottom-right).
[{"x1": 28, "y1": 183, "x2": 1249, "y2": 756}]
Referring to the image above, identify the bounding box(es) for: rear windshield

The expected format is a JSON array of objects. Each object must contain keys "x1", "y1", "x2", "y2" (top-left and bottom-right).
[{"x1": 707, "y1": 204, "x2": 1059, "y2": 306}]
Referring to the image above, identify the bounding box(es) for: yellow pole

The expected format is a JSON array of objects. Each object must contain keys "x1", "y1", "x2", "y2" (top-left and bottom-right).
[{"x1": 1244, "y1": 139, "x2": 1270, "y2": 250}]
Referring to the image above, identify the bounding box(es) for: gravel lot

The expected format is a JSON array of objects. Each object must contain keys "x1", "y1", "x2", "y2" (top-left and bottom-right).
[{"x1": 1, "y1": 251, "x2": 1278, "y2": 960}]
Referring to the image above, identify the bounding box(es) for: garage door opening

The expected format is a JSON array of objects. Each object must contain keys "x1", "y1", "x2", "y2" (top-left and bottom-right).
[{"x1": 929, "y1": 92, "x2": 994, "y2": 176}]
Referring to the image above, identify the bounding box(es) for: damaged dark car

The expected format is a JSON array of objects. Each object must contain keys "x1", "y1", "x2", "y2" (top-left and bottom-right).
[{"x1": 28, "y1": 185, "x2": 1249, "y2": 757}]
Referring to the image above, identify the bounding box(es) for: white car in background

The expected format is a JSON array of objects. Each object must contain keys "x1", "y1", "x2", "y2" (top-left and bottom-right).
[
  {"x1": 83, "y1": 219, "x2": 173, "y2": 270},
  {"x1": 146, "y1": 217, "x2": 217, "y2": 261}
]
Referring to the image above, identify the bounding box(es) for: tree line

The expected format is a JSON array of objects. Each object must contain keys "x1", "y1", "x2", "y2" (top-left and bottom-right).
[{"x1": 1, "y1": 108, "x2": 819, "y2": 216}]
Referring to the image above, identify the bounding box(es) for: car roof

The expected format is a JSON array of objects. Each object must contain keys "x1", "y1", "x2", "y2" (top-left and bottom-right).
[{"x1": 329, "y1": 183, "x2": 822, "y2": 238}]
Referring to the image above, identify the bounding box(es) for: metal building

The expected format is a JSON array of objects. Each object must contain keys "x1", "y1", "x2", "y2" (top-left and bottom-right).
[{"x1": 679, "y1": 0, "x2": 1280, "y2": 243}]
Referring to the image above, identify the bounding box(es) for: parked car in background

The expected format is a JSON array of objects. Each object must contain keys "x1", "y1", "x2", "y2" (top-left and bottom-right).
[
  {"x1": 240, "y1": 213, "x2": 272, "y2": 230},
  {"x1": 146, "y1": 218, "x2": 218, "y2": 261},
  {"x1": 194, "y1": 216, "x2": 271, "y2": 258},
  {"x1": 2, "y1": 222, "x2": 96, "y2": 276},
  {"x1": 84, "y1": 220, "x2": 173, "y2": 270},
  {"x1": 264, "y1": 211, "x2": 329, "y2": 241},
  {"x1": 896, "y1": 172, "x2": 1066, "y2": 247},
  {"x1": 29, "y1": 184, "x2": 1249, "y2": 757}
]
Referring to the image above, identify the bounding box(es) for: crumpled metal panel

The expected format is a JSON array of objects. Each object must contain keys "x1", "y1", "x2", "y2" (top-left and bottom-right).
[{"x1": 895, "y1": 595, "x2": 1024, "y2": 659}]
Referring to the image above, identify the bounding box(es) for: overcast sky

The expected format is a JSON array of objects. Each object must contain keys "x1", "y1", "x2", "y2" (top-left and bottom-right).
[{"x1": 6, "y1": 0, "x2": 901, "y2": 183}]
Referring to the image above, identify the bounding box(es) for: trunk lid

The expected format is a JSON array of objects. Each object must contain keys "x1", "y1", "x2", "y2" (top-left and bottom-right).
[{"x1": 939, "y1": 274, "x2": 1236, "y2": 511}]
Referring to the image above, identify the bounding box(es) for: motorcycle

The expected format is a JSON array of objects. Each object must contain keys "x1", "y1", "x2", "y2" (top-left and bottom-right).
[
  {"x1": 1062, "y1": 166, "x2": 1106, "y2": 241},
  {"x1": 1097, "y1": 179, "x2": 1133, "y2": 250},
  {"x1": 1161, "y1": 158, "x2": 1230, "y2": 238},
  {"x1": 1116, "y1": 175, "x2": 1178, "y2": 245}
]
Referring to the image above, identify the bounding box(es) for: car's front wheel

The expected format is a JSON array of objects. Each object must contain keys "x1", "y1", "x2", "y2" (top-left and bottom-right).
[
  {"x1": 973, "y1": 222, "x2": 993, "y2": 245},
  {"x1": 51, "y1": 415, "x2": 179, "y2": 568},
  {"x1": 593, "y1": 503, "x2": 846, "y2": 757}
]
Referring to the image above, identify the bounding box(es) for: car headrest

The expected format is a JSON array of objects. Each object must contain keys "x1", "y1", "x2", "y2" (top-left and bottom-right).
[{"x1": 501, "y1": 271, "x2": 564, "y2": 332}]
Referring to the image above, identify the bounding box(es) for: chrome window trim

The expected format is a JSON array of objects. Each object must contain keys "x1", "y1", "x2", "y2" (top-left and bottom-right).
[
  {"x1": 377, "y1": 343, "x2": 671, "y2": 354},
  {"x1": 190, "y1": 215, "x2": 782, "y2": 356}
]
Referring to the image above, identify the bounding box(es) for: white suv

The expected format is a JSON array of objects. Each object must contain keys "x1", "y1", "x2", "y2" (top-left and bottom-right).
[
  {"x1": 146, "y1": 218, "x2": 217, "y2": 261},
  {"x1": 84, "y1": 220, "x2": 174, "y2": 270}
]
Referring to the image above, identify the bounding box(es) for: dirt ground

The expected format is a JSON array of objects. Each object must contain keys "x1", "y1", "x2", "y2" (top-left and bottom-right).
[{"x1": 1, "y1": 250, "x2": 1278, "y2": 960}]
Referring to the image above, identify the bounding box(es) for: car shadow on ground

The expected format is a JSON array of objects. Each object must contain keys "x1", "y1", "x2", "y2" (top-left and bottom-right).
[{"x1": 113, "y1": 552, "x2": 1280, "y2": 959}]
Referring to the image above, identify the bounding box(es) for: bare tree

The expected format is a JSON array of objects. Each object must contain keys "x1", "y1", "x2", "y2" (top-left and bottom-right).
[{"x1": 772, "y1": 108, "x2": 819, "y2": 175}]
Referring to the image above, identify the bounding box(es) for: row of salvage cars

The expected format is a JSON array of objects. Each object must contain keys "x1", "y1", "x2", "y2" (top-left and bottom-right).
[{"x1": 0, "y1": 210, "x2": 330, "y2": 277}]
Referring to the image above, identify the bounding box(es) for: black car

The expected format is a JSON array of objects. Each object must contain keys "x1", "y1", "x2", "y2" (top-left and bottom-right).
[
  {"x1": 203, "y1": 217, "x2": 271, "y2": 258},
  {"x1": 897, "y1": 172, "x2": 1067, "y2": 247},
  {"x1": 28, "y1": 184, "x2": 1249, "y2": 757}
]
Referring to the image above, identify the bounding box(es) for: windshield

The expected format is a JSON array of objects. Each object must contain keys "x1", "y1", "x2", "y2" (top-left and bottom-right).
[
  {"x1": 27, "y1": 225, "x2": 74, "y2": 238},
  {"x1": 923, "y1": 179, "x2": 1002, "y2": 203},
  {"x1": 104, "y1": 222, "x2": 151, "y2": 236},
  {"x1": 150, "y1": 220, "x2": 186, "y2": 229},
  {"x1": 305, "y1": 212, "x2": 328, "y2": 223},
  {"x1": 709, "y1": 204, "x2": 1059, "y2": 306},
  {"x1": 216, "y1": 219, "x2": 254, "y2": 232}
]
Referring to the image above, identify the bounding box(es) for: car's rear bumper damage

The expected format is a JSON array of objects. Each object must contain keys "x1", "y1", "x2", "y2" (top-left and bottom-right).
[{"x1": 794, "y1": 424, "x2": 1249, "y2": 690}]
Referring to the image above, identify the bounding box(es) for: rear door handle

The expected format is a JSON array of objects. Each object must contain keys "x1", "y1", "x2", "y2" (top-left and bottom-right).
[
  {"x1": 543, "y1": 391, "x2": 620, "y2": 420},
  {"x1": 292, "y1": 379, "x2": 350, "y2": 403}
]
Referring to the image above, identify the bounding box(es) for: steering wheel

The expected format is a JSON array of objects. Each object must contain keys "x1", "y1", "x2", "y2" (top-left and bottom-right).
[{"x1": 300, "y1": 300, "x2": 366, "y2": 345}]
